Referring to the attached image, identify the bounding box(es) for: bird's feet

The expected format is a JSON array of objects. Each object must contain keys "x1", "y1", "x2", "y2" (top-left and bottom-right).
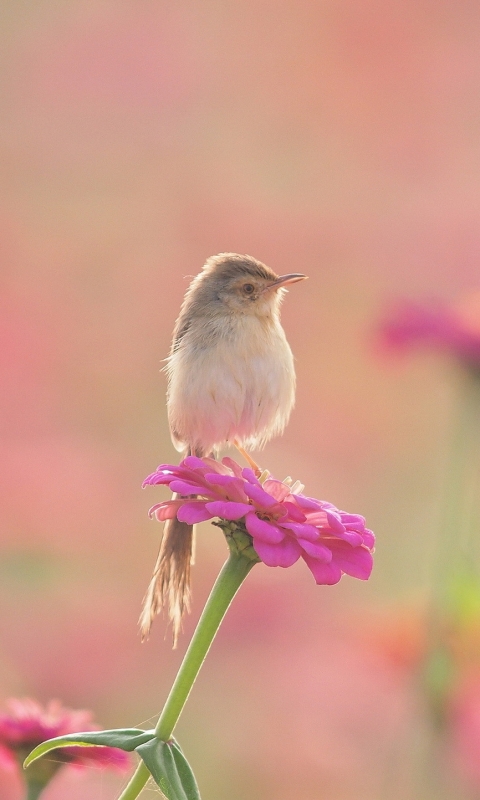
[{"x1": 233, "y1": 440, "x2": 262, "y2": 478}]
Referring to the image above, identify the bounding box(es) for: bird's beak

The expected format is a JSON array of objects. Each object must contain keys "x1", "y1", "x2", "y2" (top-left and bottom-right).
[{"x1": 265, "y1": 273, "x2": 308, "y2": 291}]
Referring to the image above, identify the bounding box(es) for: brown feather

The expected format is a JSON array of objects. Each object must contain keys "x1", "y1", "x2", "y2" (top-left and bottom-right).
[{"x1": 139, "y1": 500, "x2": 194, "y2": 647}]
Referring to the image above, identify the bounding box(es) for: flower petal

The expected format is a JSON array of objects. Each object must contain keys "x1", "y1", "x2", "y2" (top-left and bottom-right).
[
  {"x1": 332, "y1": 529, "x2": 364, "y2": 546},
  {"x1": 245, "y1": 512, "x2": 285, "y2": 543},
  {"x1": 205, "y1": 501, "x2": 252, "y2": 520},
  {"x1": 341, "y1": 513, "x2": 366, "y2": 527},
  {"x1": 280, "y1": 521, "x2": 319, "y2": 541},
  {"x1": 281, "y1": 502, "x2": 307, "y2": 522},
  {"x1": 204, "y1": 474, "x2": 248, "y2": 502},
  {"x1": 361, "y1": 529, "x2": 376, "y2": 549},
  {"x1": 254, "y1": 537, "x2": 302, "y2": 567},
  {"x1": 148, "y1": 500, "x2": 183, "y2": 521},
  {"x1": 302, "y1": 556, "x2": 343, "y2": 585},
  {"x1": 169, "y1": 480, "x2": 215, "y2": 497},
  {"x1": 182, "y1": 455, "x2": 210, "y2": 471},
  {"x1": 221, "y1": 457, "x2": 243, "y2": 477},
  {"x1": 241, "y1": 467, "x2": 261, "y2": 485},
  {"x1": 0, "y1": 745, "x2": 15, "y2": 771},
  {"x1": 263, "y1": 479, "x2": 290, "y2": 502},
  {"x1": 293, "y1": 494, "x2": 325, "y2": 511},
  {"x1": 142, "y1": 470, "x2": 178, "y2": 488},
  {"x1": 328, "y1": 540, "x2": 374, "y2": 580},
  {"x1": 201, "y1": 456, "x2": 232, "y2": 475},
  {"x1": 325, "y1": 510, "x2": 345, "y2": 535},
  {"x1": 177, "y1": 502, "x2": 214, "y2": 524},
  {"x1": 243, "y1": 482, "x2": 278, "y2": 509},
  {"x1": 298, "y1": 539, "x2": 332, "y2": 562}
]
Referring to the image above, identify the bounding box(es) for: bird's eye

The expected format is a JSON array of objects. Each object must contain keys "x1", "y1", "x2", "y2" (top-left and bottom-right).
[{"x1": 243, "y1": 283, "x2": 255, "y2": 295}]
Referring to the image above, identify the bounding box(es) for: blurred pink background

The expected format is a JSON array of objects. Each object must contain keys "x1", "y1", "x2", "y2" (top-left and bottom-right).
[{"x1": 1, "y1": 1, "x2": 480, "y2": 798}]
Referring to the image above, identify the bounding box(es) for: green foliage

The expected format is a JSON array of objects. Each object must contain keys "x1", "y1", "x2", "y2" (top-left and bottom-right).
[
  {"x1": 136, "y1": 738, "x2": 201, "y2": 800},
  {"x1": 24, "y1": 728, "x2": 155, "y2": 766},
  {"x1": 24, "y1": 728, "x2": 201, "y2": 799}
]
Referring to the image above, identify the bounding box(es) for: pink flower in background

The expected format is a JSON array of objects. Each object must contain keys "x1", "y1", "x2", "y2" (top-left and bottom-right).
[
  {"x1": 0, "y1": 698, "x2": 129, "y2": 771},
  {"x1": 449, "y1": 679, "x2": 480, "y2": 790},
  {"x1": 377, "y1": 291, "x2": 480, "y2": 369},
  {"x1": 144, "y1": 456, "x2": 374, "y2": 584}
]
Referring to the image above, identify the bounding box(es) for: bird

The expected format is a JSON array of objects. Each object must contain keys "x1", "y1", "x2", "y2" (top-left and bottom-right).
[{"x1": 140, "y1": 253, "x2": 307, "y2": 644}]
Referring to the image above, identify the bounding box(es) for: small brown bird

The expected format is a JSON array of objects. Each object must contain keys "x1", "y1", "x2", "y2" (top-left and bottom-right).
[{"x1": 140, "y1": 253, "x2": 306, "y2": 643}]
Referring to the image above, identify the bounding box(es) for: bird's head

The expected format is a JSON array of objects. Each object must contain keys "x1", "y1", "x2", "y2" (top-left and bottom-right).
[{"x1": 196, "y1": 253, "x2": 307, "y2": 318}]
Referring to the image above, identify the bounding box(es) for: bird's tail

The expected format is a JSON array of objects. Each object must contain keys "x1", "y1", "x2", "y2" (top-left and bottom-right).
[{"x1": 139, "y1": 502, "x2": 194, "y2": 647}]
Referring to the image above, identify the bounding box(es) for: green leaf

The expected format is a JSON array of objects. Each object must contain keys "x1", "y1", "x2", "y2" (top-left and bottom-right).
[
  {"x1": 169, "y1": 741, "x2": 202, "y2": 800},
  {"x1": 136, "y1": 738, "x2": 201, "y2": 800},
  {"x1": 24, "y1": 728, "x2": 155, "y2": 768},
  {"x1": 24, "y1": 728, "x2": 201, "y2": 799},
  {"x1": 447, "y1": 570, "x2": 480, "y2": 623}
]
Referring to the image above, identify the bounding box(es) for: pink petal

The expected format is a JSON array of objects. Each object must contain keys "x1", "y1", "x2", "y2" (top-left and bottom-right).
[
  {"x1": 281, "y1": 502, "x2": 307, "y2": 522},
  {"x1": 201, "y1": 456, "x2": 232, "y2": 475},
  {"x1": 169, "y1": 480, "x2": 216, "y2": 497},
  {"x1": 298, "y1": 539, "x2": 332, "y2": 562},
  {"x1": 243, "y1": 482, "x2": 278, "y2": 509},
  {"x1": 280, "y1": 521, "x2": 319, "y2": 541},
  {"x1": 329, "y1": 540, "x2": 374, "y2": 580},
  {"x1": 293, "y1": 494, "x2": 324, "y2": 511},
  {"x1": 263, "y1": 479, "x2": 290, "y2": 502},
  {"x1": 322, "y1": 524, "x2": 364, "y2": 545},
  {"x1": 254, "y1": 536, "x2": 302, "y2": 568},
  {"x1": 145, "y1": 463, "x2": 211, "y2": 487},
  {"x1": 182, "y1": 456, "x2": 210, "y2": 471},
  {"x1": 303, "y1": 556, "x2": 343, "y2": 585},
  {"x1": 221, "y1": 457, "x2": 243, "y2": 477},
  {"x1": 204, "y1": 501, "x2": 252, "y2": 520},
  {"x1": 149, "y1": 500, "x2": 183, "y2": 521},
  {"x1": 334, "y1": 530, "x2": 364, "y2": 546},
  {"x1": 242, "y1": 467, "x2": 261, "y2": 485},
  {"x1": 325, "y1": 511, "x2": 345, "y2": 534},
  {"x1": 320, "y1": 501, "x2": 339, "y2": 512},
  {"x1": 245, "y1": 512, "x2": 285, "y2": 543},
  {"x1": 177, "y1": 502, "x2": 214, "y2": 524},
  {"x1": 142, "y1": 471, "x2": 178, "y2": 487},
  {"x1": 361, "y1": 529, "x2": 376, "y2": 549},
  {"x1": 341, "y1": 513, "x2": 366, "y2": 527},
  {"x1": 204, "y1": 474, "x2": 248, "y2": 502},
  {"x1": 0, "y1": 746, "x2": 15, "y2": 771},
  {"x1": 151, "y1": 464, "x2": 183, "y2": 474},
  {"x1": 303, "y1": 510, "x2": 328, "y2": 526}
]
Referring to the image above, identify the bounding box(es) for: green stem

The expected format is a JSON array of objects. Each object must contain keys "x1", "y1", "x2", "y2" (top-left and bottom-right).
[
  {"x1": 117, "y1": 761, "x2": 151, "y2": 800},
  {"x1": 25, "y1": 782, "x2": 45, "y2": 800},
  {"x1": 155, "y1": 550, "x2": 255, "y2": 739},
  {"x1": 432, "y1": 371, "x2": 480, "y2": 605},
  {"x1": 420, "y1": 369, "x2": 480, "y2": 793},
  {"x1": 118, "y1": 547, "x2": 256, "y2": 800},
  {"x1": 425, "y1": 375, "x2": 480, "y2": 689}
]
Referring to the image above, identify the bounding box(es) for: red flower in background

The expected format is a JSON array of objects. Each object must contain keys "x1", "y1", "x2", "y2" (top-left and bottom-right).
[
  {"x1": 0, "y1": 698, "x2": 129, "y2": 770},
  {"x1": 144, "y1": 456, "x2": 375, "y2": 585},
  {"x1": 449, "y1": 679, "x2": 480, "y2": 791},
  {"x1": 0, "y1": 698, "x2": 128, "y2": 798},
  {"x1": 377, "y1": 291, "x2": 480, "y2": 370}
]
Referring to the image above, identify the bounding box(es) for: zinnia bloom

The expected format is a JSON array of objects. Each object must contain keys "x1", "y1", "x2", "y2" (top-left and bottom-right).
[
  {"x1": 0, "y1": 698, "x2": 129, "y2": 781},
  {"x1": 143, "y1": 456, "x2": 374, "y2": 584},
  {"x1": 377, "y1": 292, "x2": 480, "y2": 370},
  {"x1": 449, "y1": 679, "x2": 480, "y2": 791}
]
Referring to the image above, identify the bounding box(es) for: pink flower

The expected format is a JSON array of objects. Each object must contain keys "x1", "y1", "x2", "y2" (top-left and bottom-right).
[
  {"x1": 377, "y1": 292, "x2": 480, "y2": 369},
  {"x1": 449, "y1": 679, "x2": 480, "y2": 790},
  {"x1": 0, "y1": 698, "x2": 129, "y2": 771},
  {"x1": 143, "y1": 456, "x2": 374, "y2": 584}
]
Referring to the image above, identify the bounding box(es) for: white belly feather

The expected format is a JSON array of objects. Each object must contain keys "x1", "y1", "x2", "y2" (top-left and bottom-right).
[{"x1": 166, "y1": 314, "x2": 296, "y2": 454}]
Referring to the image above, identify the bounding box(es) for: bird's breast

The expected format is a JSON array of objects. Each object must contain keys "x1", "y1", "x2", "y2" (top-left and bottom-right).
[{"x1": 166, "y1": 314, "x2": 296, "y2": 453}]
